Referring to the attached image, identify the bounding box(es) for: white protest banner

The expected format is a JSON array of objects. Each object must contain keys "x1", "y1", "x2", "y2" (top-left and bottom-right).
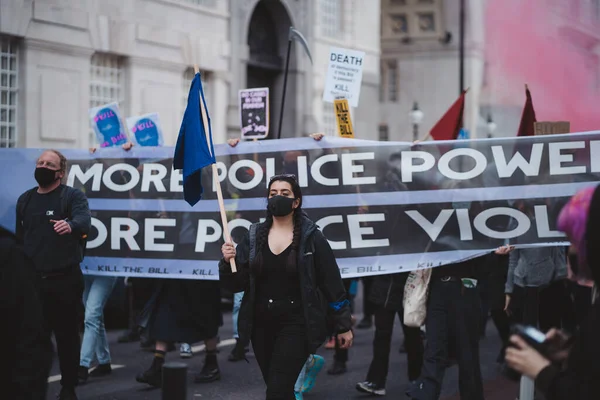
[
  {"x1": 126, "y1": 113, "x2": 164, "y2": 147},
  {"x1": 323, "y1": 46, "x2": 365, "y2": 107},
  {"x1": 2, "y1": 133, "x2": 599, "y2": 280},
  {"x1": 239, "y1": 88, "x2": 269, "y2": 139}
]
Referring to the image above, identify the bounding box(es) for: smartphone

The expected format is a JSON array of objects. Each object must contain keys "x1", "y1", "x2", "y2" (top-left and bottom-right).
[{"x1": 510, "y1": 324, "x2": 551, "y2": 358}]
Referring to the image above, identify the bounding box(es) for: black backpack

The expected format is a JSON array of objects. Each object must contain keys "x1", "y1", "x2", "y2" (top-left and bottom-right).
[{"x1": 17, "y1": 185, "x2": 88, "y2": 259}]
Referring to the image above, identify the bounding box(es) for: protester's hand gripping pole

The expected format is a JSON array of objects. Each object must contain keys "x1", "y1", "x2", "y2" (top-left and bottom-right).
[{"x1": 194, "y1": 65, "x2": 237, "y2": 272}]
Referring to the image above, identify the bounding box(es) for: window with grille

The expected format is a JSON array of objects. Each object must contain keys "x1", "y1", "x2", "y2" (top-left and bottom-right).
[
  {"x1": 0, "y1": 36, "x2": 19, "y2": 148},
  {"x1": 384, "y1": 0, "x2": 443, "y2": 39},
  {"x1": 379, "y1": 124, "x2": 389, "y2": 141},
  {"x1": 387, "y1": 61, "x2": 398, "y2": 102},
  {"x1": 322, "y1": 102, "x2": 336, "y2": 136},
  {"x1": 89, "y1": 53, "x2": 126, "y2": 146},
  {"x1": 182, "y1": 67, "x2": 210, "y2": 117},
  {"x1": 321, "y1": 0, "x2": 343, "y2": 38}
]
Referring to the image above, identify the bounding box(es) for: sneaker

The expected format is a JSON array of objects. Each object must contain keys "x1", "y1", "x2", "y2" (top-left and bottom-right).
[
  {"x1": 301, "y1": 355, "x2": 325, "y2": 393},
  {"x1": 294, "y1": 391, "x2": 304, "y2": 400},
  {"x1": 180, "y1": 343, "x2": 193, "y2": 359},
  {"x1": 89, "y1": 363, "x2": 112, "y2": 377},
  {"x1": 57, "y1": 387, "x2": 78, "y2": 400},
  {"x1": 77, "y1": 366, "x2": 88, "y2": 384},
  {"x1": 356, "y1": 381, "x2": 386, "y2": 396}
]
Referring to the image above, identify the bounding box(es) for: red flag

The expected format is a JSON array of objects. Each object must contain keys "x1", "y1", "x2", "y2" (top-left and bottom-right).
[
  {"x1": 429, "y1": 90, "x2": 467, "y2": 141},
  {"x1": 517, "y1": 84, "x2": 537, "y2": 137}
]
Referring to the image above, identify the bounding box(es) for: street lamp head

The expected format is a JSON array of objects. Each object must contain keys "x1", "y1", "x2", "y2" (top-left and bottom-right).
[
  {"x1": 486, "y1": 113, "x2": 497, "y2": 137},
  {"x1": 410, "y1": 102, "x2": 424, "y2": 125}
]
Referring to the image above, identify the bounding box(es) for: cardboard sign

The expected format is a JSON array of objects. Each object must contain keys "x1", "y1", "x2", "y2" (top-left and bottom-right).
[
  {"x1": 534, "y1": 121, "x2": 570, "y2": 135},
  {"x1": 323, "y1": 46, "x2": 365, "y2": 108},
  {"x1": 334, "y1": 99, "x2": 354, "y2": 138},
  {"x1": 126, "y1": 113, "x2": 164, "y2": 147},
  {"x1": 239, "y1": 88, "x2": 269, "y2": 140},
  {"x1": 89, "y1": 102, "x2": 128, "y2": 148}
]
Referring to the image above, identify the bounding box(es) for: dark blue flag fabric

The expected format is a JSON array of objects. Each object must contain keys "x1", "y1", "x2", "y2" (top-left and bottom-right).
[{"x1": 174, "y1": 72, "x2": 216, "y2": 206}]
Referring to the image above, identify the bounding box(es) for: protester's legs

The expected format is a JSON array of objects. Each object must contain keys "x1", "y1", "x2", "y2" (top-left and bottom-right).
[
  {"x1": 232, "y1": 292, "x2": 244, "y2": 339},
  {"x1": 365, "y1": 306, "x2": 395, "y2": 386},
  {"x1": 399, "y1": 310, "x2": 424, "y2": 382},
  {"x1": 408, "y1": 280, "x2": 449, "y2": 399},
  {"x1": 490, "y1": 308, "x2": 510, "y2": 360},
  {"x1": 80, "y1": 276, "x2": 117, "y2": 367},
  {"x1": 47, "y1": 271, "x2": 84, "y2": 389},
  {"x1": 294, "y1": 356, "x2": 311, "y2": 392},
  {"x1": 452, "y1": 285, "x2": 484, "y2": 400},
  {"x1": 264, "y1": 322, "x2": 309, "y2": 399},
  {"x1": 252, "y1": 319, "x2": 276, "y2": 385}
]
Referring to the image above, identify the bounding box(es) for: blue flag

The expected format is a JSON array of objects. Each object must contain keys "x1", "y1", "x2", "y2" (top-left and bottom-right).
[{"x1": 174, "y1": 72, "x2": 216, "y2": 206}]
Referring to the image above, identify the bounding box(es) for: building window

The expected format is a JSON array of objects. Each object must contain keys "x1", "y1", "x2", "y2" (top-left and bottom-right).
[
  {"x1": 182, "y1": 67, "x2": 210, "y2": 116},
  {"x1": 384, "y1": 0, "x2": 443, "y2": 38},
  {"x1": 89, "y1": 53, "x2": 126, "y2": 146},
  {"x1": 322, "y1": 102, "x2": 336, "y2": 136},
  {"x1": 321, "y1": 0, "x2": 343, "y2": 38},
  {"x1": 0, "y1": 36, "x2": 19, "y2": 148},
  {"x1": 387, "y1": 61, "x2": 398, "y2": 102},
  {"x1": 379, "y1": 124, "x2": 389, "y2": 141}
]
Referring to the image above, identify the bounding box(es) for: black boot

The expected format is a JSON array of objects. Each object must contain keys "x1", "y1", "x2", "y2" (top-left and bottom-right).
[
  {"x1": 57, "y1": 386, "x2": 78, "y2": 400},
  {"x1": 77, "y1": 366, "x2": 89, "y2": 384},
  {"x1": 228, "y1": 339, "x2": 248, "y2": 362},
  {"x1": 117, "y1": 329, "x2": 140, "y2": 343},
  {"x1": 89, "y1": 363, "x2": 112, "y2": 377},
  {"x1": 327, "y1": 360, "x2": 347, "y2": 375},
  {"x1": 136, "y1": 352, "x2": 164, "y2": 388},
  {"x1": 195, "y1": 351, "x2": 221, "y2": 383}
]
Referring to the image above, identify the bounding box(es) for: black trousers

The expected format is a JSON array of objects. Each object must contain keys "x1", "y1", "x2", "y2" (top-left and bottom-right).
[
  {"x1": 409, "y1": 279, "x2": 483, "y2": 400},
  {"x1": 362, "y1": 277, "x2": 375, "y2": 318},
  {"x1": 367, "y1": 306, "x2": 424, "y2": 385},
  {"x1": 251, "y1": 301, "x2": 309, "y2": 400},
  {"x1": 510, "y1": 280, "x2": 572, "y2": 332},
  {"x1": 36, "y1": 268, "x2": 84, "y2": 388}
]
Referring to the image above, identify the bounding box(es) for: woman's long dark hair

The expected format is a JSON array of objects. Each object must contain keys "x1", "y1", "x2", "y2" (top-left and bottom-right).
[{"x1": 251, "y1": 174, "x2": 303, "y2": 275}]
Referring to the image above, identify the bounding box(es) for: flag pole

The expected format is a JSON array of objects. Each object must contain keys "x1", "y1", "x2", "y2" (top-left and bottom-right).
[
  {"x1": 195, "y1": 65, "x2": 237, "y2": 272},
  {"x1": 277, "y1": 36, "x2": 293, "y2": 139}
]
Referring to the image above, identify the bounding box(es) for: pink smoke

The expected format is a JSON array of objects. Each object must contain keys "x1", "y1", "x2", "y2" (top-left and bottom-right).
[{"x1": 485, "y1": 0, "x2": 600, "y2": 132}]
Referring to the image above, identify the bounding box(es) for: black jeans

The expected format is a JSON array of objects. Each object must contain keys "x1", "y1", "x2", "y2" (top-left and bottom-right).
[
  {"x1": 36, "y1": 268, "x2": 84, "y2": 389},
  {"x1": 367, "y1": 306, "x2": 424, "y2": 385},
  {"x1": 510, "y1": 280, "x2": 572, "y2": 332},
  {"x1": 409, "y1": 279, "x2": 483, "y2": 400},
  {"x1": 252, "y1": 300, "x2": 309, "y2": 400},
  {"x1": 362, "y1": 277, "x2": 375, "y2": 318}
]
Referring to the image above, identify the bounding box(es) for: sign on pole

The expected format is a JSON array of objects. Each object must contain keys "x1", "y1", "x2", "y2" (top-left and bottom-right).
[
  {"x1": 89, "y1": 102, "x2": 128, "y2": 148},
  {"x1": 323, "y1": 46, "x2": 365, "y2": 108},
  {"x1": 534, "y1": 121, "x2": 570, "y2": 135},
  {"x1": 239, "y1": 87, "x2": 269, "y2": 140},
  {"x1": 334, "y1": 99, "x2": 354, "y2": 138},
  {"x1": 126, "y1": 113, "x2": 164, "y2": 147}
]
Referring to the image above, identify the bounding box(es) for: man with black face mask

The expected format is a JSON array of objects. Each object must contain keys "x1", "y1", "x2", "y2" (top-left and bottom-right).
[{"x1": 15, "y1": 149, "x2": 91, "y2": 400}]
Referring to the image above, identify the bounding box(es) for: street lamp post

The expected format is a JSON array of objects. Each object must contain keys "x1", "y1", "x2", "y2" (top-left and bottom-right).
[
  {"x1": 486, "y1": 114, "x2": 497, "y2": 138},
  {"x1": 410, "y1": 102, "x2": 424, "y2": 141}
]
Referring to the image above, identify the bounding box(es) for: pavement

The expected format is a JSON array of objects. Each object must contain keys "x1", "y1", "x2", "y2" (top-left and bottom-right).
[{"x1": 45, "y1": 300, "x2": 521, "y2": 399}]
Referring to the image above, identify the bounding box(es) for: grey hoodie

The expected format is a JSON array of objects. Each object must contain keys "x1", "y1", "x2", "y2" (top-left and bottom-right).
[{"x1": 505, "y1": 246, "x2": 567, "y2": 293}]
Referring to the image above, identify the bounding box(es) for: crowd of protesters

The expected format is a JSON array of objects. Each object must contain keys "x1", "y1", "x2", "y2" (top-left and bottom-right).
[{"x1": 4, "y1": 144, "x2": 600, "y2": 400}]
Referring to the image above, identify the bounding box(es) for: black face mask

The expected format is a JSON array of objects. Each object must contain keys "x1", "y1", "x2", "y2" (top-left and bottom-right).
[
  {"x1": 268, "y1": 195, "x2": 296, "y2": 217},
  {"x1": 34, "y1": 167, "x2": 59, "y2": 187}
]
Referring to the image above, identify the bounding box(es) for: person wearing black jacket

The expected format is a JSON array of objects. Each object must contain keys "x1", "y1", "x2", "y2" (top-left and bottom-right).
[
  {"x1": 220, "y1": 174, "x2": 353, "y2": 399},
  {"x1": 0, "y1": 225, "x2": 52, "y2": 400},
  {"x1": 355, "y1": 271, "x2": 424, "y2": 396},
  {"x1": 15, "y1": 149, "x2": 91, "y2": 400},
  {"x1": 505, "y1": 185, "x2": 600, "y2": 399}
]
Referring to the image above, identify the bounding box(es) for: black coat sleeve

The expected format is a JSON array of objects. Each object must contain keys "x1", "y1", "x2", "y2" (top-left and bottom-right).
[
  {"x1": 67, "y1": 188, "x2": 91, "y2": 236},
  {"x1": 218, "y1": 231, "x2": 251, "y2": 294},
  {"x1": 15, "y1": 192, "x2": 27, "y2": 243},
  {"x1": 313, "y1": 230, "x2": 353, "y2": 334}
]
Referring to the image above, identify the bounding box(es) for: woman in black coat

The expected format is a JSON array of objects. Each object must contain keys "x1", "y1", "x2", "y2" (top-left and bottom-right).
[
  {"x1": 505, "y1": 185, "x2": 600, "y2": 399},
  {"x1": 220, "y1": 174, "x2": 353, "y2": 399}
]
